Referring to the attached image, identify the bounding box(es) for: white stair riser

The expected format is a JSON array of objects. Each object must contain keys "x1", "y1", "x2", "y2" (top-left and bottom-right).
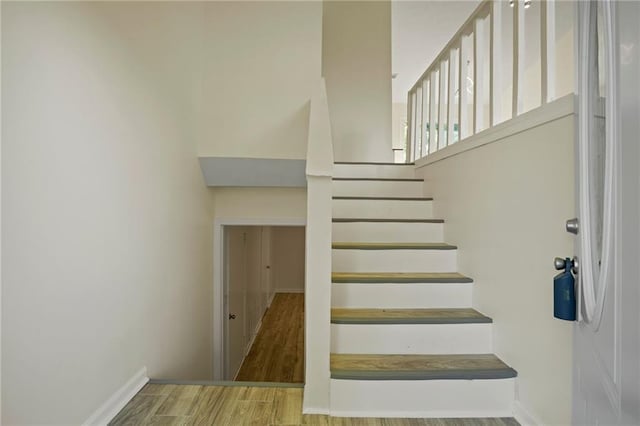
[
  {"x1": 332, "y1": 199, "x2": 433, "y2": 220},
  {"x1": 332, "y1": 222, "x2": 443, "y2": 243},
  {"x1": 331, "y1": 323, "x2": 492, "y2": 354},
  {"x1": 329, "y1": 379, "x2": 515, "y2": 418},
  {"x1": 331, "y1": 283, "x2": 473, "y2": 308},
  {"x1": 333, "y1": 180, "x2": 424, "y2": 197},
  {"x1": 332, "y1": 249, "x2": 457, "y2": 273},
  {"x1": 333, "y1": 164, "x2": 416, "y2": 179}
]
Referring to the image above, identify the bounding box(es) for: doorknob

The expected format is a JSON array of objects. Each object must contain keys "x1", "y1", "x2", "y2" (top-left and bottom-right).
[
  {"x1": 566, "y1": 218, "x2": 579, "y2": 234},
  {"x1": 554, "y1": 257, "x2": 568, "y2": 270},
  {"x1": 554, "y1": 256, "x2": 579, "y2": 275},
  {"x1": 228, "y1": 314, "x2": 236, "y2": 320}
]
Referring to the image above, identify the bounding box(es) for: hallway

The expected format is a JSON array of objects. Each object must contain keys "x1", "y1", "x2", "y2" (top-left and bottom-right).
[{"x1": 235, "y1": 293, "x2": 304, "y2": 383}]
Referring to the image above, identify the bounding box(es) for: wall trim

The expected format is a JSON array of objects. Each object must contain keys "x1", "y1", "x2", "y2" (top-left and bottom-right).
[
  {"x1": 328, "y1": 409, "x2": 512, "y2": 418},
  {"x1": 414, "y1": 94, "x2": 576, "y2": 169},
  {"x1": 513, "y1": 400, "x2": 542, "y2": 426},
  {"x1": 213, "y1": 217, "x2": 307, "y2": 380},
  {"x1": 82, "y1": 367, "x2": 148, "y2": 426}
]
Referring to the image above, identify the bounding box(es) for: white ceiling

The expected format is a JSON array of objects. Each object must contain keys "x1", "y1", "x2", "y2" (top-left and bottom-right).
[{"x1": 392, "y1": 0, "x2": 481, "y2": 103}]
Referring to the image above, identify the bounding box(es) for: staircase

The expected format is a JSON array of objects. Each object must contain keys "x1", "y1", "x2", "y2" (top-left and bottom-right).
[{"x1": 328, "y1": 162, "x2": 517, "y2": 418}]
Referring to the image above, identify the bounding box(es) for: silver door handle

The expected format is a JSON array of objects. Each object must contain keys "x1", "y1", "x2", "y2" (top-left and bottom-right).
[
  {"x1": 566, "y1": 218, "x2": 579, "y2": 234},
  {"x1": 554, "y1": 256, "x2": 579, "y2": 275}
]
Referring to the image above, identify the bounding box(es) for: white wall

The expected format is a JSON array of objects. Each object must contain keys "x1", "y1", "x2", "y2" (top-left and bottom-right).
[
  {"x1": 2, "y1": 3, "x2": 214, "y2": 424},
  {"x1": 415, "y1": 115, "x2": 575, "y2": 425},
  {"x1": 392, "y1": 102, "x2": 407, "y2": 151},
  {"x1": 211, "y1": 187, "x2": 307, "y2": 221},
  {"x1": 271, "y1": 227, "x2": 306, "y2": 293},
  {"x1": 198, "y1": 2, "x2": 322, "y2": 160},
  {"x1": 322, "y1": 1, "x2": 392, "y2": 163}
]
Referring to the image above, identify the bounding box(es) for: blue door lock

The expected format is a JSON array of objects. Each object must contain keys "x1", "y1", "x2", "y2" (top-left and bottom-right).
[{"x1": 553, "y1": 257, "x2": 577, "y2": 321}]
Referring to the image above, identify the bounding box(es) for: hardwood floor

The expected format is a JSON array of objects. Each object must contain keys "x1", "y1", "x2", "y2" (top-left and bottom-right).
[
  {"x1": 236, "y1": 292, "x2": 304, "y2": 383},
  {"x1": 110, "y1": 384, "x2": 520, "y2": 425}
]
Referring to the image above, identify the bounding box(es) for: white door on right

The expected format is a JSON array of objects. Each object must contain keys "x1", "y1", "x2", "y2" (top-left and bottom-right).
[{"x1": 572, "y1": 1, "x2": 640, "y2": 424}]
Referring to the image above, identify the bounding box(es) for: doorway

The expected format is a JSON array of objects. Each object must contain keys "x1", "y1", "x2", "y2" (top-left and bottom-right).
[{"x1": 222, "y1": 225, "x2": 305, "y2": 383}]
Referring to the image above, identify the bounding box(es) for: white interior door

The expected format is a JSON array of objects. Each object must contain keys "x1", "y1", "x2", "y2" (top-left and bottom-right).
[
  {"x1": 261, "y1": 226, "x2": 273, "y2": 312},
  {"x1": 573, "y1": 2, "x2": 640, "y2": 424},
  {"x1": 245, "y1": 227, "x2": 262, "y2": 341},
  {"x1": 224, "y1": 226, "x2": 247, "y2": 380}
]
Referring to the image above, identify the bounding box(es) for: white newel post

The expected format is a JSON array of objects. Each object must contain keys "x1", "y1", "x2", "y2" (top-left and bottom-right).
[{"x1": 303, "y1": 79, "x2": 333, "y2": 414}]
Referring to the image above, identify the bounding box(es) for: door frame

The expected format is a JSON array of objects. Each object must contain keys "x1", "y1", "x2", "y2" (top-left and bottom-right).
[{"x1": 213, "y1": 217, "x2": 306, "y2": 380}]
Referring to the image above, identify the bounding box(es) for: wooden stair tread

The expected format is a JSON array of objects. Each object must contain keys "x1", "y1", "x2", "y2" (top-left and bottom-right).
[
  {"x1": 333, "y1": 218, "x2": 444, "y2": 223},
  {"x1": 332, "y1": 242, "x2": 456, "y2": 250},
  {"x1": 330, "y1": 354, "x2": 517, "y2": 380},
  {"x1": 332, "y1": 272, "x2": 473, "y2": 283},
  {"x1": 332, "y1": 177, "x2": 423, "y2": 182},
  {"x1": 331, "y1": 308, "x2": 491, "y2": 324},
  {"x1": 333, "y1": 196, "x2": 433, "y2": 201}
]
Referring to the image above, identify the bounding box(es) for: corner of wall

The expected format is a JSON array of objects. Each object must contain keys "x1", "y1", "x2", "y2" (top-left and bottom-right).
[
  {"x1": 514, "y1": 399, "x2": 543, "y2": 426},
  {"x1": 82, "y1": 367, "x2": 149, "y2": 426}
]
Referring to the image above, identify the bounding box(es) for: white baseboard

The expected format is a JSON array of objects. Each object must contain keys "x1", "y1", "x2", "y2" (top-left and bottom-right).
[
  {"x1": 329, "y1": 409, "x2": 513, "y2": 418},
  {"x1": 275, "y1": 288, "x2": 304, "y2": 294},
  {"x1": 83, "y1": 367, "x2": 148, "y2": 426},
  {"x1": 245, "y1": 319, "x2": 263, "y2": 356},
  {"x1": 303, "y1": 406, "x2": 330, "y2": 415},
  {"x1": 513, "y1": 400, "x2": 541, "y2": 426}
]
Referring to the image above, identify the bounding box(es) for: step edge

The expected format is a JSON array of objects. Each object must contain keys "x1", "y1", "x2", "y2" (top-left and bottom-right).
[
  {"x1": 334, "y1": 162, "x2": 415, "y2": 166},
  {"x1": 332, "y1": 196, "x2": 433, "y2": 201},
  {"x1": 332, "y1": 218, "x2": 444, "y2": 223},
  {"x1": 331, "y1": 277, "x2": 474, "y2": 284},
  {"x1": 332, "y1": 244, "x2": 457, "y2": 250},
  {"x1": 330, "y1": 317, "x2": 493, "y2": 325},
  {"x1": 148, "y1": 379, "x2": 303, "y2": 388},
  {"x1": 332, "y1": 178, "x2": 424, "y2": 182},
  {"x1": 330, "y1": 368, "x2": 518, "y2": 381}
]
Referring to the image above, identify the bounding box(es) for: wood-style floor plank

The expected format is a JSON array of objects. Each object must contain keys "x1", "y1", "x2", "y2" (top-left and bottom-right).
[
  {"x1": 109, "y1": 394, "x2": 166, "y2": 425},
  {"x1": 236, "y1": 292, "x2": 304, "y2": 383},
  {"x1": 155, "y1": 385, "x2": 201, "y2": 416},
  {"x1": 331, "y1": 308, "x2": 491, "y2": 324},
  {"x1": 272, "y1": 387, "x2": 303, "y2": 425},
  {"x1": 111, "y1": 384, "x2": 520, "y2": 426},
  {"x1": 146, "y1": 415, "x2": 190, "y2": 426},
  {"x1": 330, "y1": 354, "x2": 510, "y2": 372},
  {"x1": 302, "y1": 414, "x2": 332, "y2": 425},
  {"x1": 205, "y1": 386, "x2": 245, "y2": 425},
  {"x1": 138, "y1": 383, "x2": 176, "y2": 396},
  {"x1": 187, "y1": 385, "x2": 225, "y2": 425}
]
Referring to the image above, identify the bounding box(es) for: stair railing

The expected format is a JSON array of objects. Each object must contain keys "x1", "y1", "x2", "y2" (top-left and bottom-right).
[
  {"x1": 406, "y1": 0, "x2": 575, "y2": 161},
  {"x1": 303, "y1": 78, "x2": 333, "y2": 413}
]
